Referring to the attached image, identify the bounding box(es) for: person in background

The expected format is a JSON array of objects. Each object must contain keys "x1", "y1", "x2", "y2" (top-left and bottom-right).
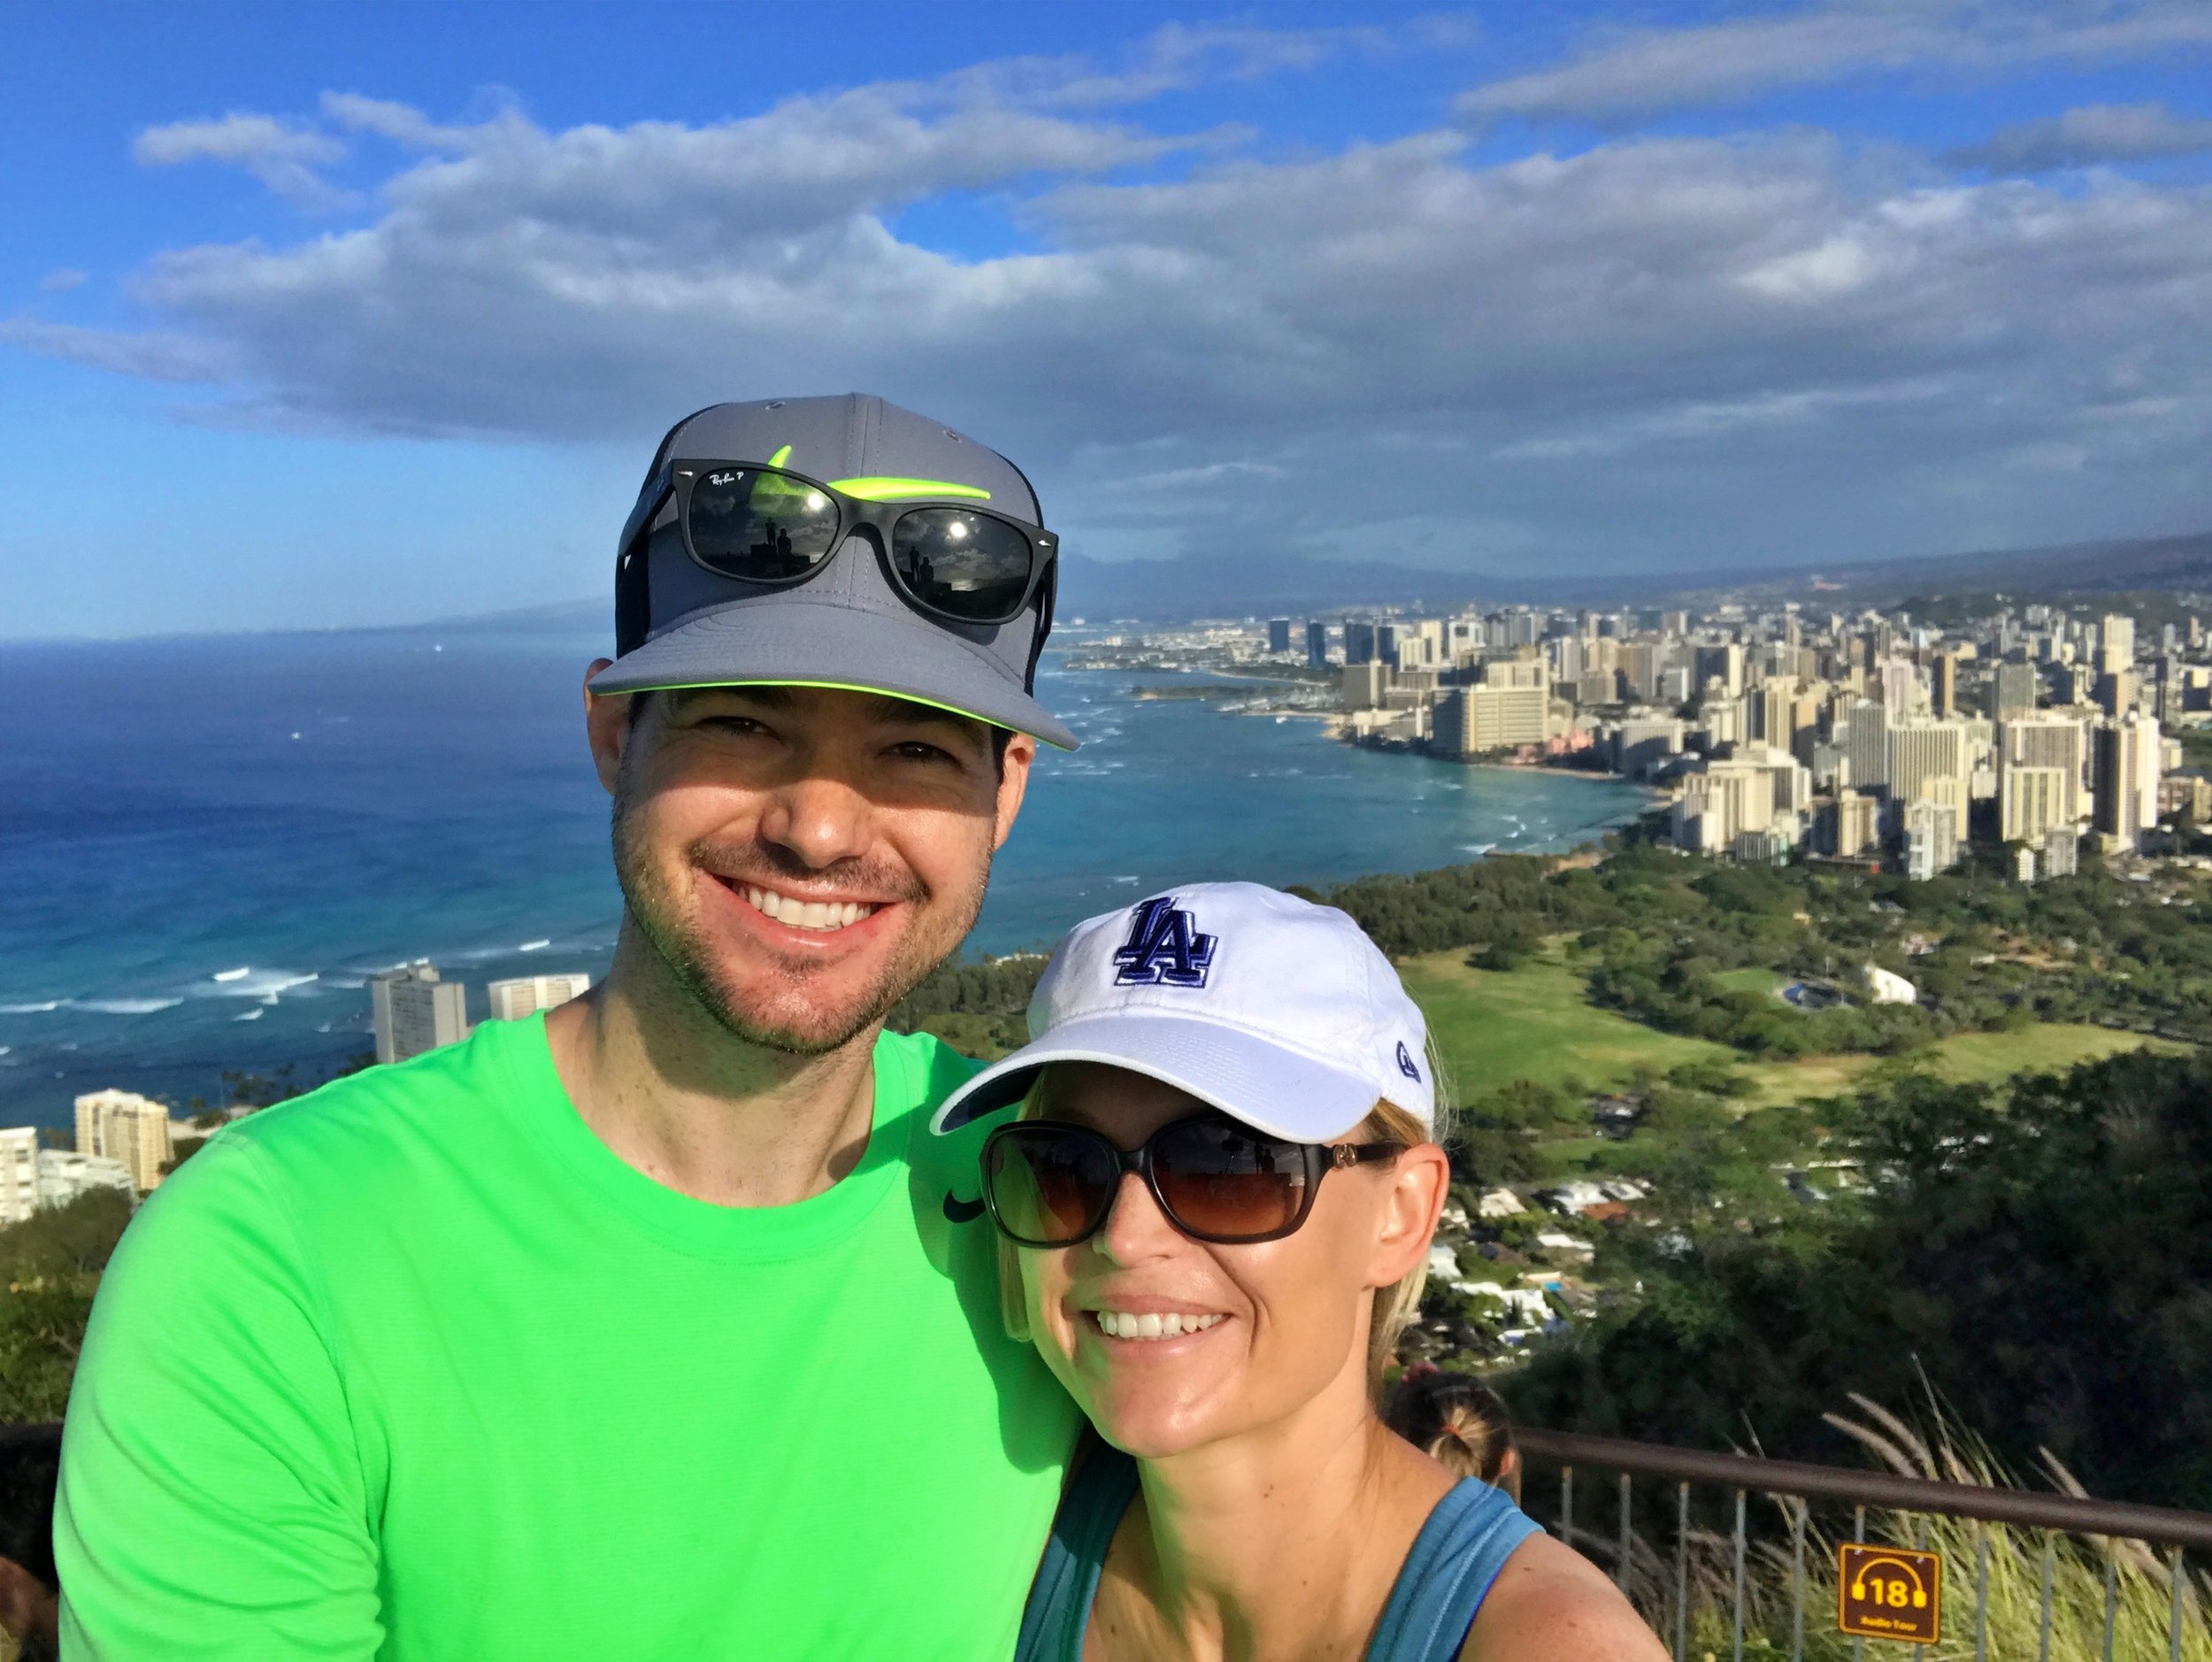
[
  {"x1": 56, "y1": 396, "x2": 1083, "y2": 1658},
  {"x1": 1386, "y1": 1366, "x2": 1523, "y2": 1501},
  {"x1": 935, "y1": 882, "x2": 1666, "y2": 1661}
]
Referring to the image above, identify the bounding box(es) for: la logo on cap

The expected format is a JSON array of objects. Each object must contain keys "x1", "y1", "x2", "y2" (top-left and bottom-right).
[{"x1": 1112, "y1": 896, "x2": 1217, "y2": 989}]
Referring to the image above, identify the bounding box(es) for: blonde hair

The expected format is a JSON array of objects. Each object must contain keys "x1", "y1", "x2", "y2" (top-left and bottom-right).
[
  {"x1": 1383, "y1": 1371, "x2": 1522, "y2": 1500},
  {"x1": 995, "y1": 1073, "x2": 1450, "y2": 1406}
]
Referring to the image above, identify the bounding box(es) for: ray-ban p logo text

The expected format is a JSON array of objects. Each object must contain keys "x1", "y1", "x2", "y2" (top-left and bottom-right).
[{"x1": 1112, "y1": 896, "x2": 1217, "y2": 988}]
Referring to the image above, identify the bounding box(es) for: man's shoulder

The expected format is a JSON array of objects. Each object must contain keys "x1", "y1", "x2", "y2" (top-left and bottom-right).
[{"x1": 207, "y1": 1018, "x2": 540, "y2": 1195}]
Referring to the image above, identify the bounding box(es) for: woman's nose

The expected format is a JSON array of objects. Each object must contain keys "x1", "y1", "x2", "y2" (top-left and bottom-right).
[{"x1": 1094, "y1": 1170, "x2": 1181, "y2": 1266}]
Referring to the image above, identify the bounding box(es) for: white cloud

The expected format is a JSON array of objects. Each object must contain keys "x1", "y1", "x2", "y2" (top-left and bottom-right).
[
  {"x1": 1460, "y1": 2, "x2": 2212, "y2": 124},
  {"x1": 132, "y1": 112, "x2": 351, "y2": 206},
  {"x1": 38, "y1": 268, "x2": 88, "y2": 292},
  {"x1": 18, "y1": 36, "x2": 2212, "y2": 576},
  {"x1": 1954, "y1": 101, "x2": 2212, "y2": 172}
]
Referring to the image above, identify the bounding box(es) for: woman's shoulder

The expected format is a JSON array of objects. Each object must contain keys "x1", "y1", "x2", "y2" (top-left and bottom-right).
[{"x1": 1454, "y1": 1529, "x2": 1671, "y2": 1662}]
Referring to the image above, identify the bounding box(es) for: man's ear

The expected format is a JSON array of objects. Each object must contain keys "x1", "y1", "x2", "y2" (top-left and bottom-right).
[
  {"x1": 992, "y1": 733, "x2": 1038, "y2": 850},
  {"x1": 1370, "y1": 1143, "x2": 1451, "y2": 1291},
  {"x1": 583, "y1": 659, "x2": 633, "y2": 796}
]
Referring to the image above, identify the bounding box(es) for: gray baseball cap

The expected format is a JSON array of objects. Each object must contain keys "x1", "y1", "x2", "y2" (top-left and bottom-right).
[{"x1": 591, "y1": 394, "x2": 1075, "y2": 750}]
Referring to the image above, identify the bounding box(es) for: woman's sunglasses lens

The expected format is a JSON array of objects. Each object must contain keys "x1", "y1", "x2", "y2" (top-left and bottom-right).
[
  {"x1": 1153, "y1": 1121, "x2": 1309, "y2": 1242},
  {"x1": 890, "y1": 510, "x2": 1033, "y2": 621},
  {"x1": 987, "y1": 1130, "x2": 1115, "y2": 1245},
  {"x1": 687, "y1": 468, "x2": 841, "y2": 580}
]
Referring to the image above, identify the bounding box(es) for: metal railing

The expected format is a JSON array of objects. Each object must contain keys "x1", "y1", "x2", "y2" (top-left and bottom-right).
[{"x1": 1516, "y1": 1427, "x2": 2212, "y2": 1660}]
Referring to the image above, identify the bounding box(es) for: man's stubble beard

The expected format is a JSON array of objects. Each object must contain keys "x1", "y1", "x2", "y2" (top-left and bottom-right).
[{"x1": 610, "y1": 783, "x2": 990, "y2": 1057}]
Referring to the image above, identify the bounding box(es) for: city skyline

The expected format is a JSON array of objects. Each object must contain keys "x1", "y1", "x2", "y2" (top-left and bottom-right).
[{"x1": 4, "y1": 1, "x2": 2212, "y2": 639}]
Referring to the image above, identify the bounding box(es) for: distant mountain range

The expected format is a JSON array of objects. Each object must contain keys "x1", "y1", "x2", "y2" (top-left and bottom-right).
[{"x1": 436, "y1": 527, "x2": 2212, "y2": 635}]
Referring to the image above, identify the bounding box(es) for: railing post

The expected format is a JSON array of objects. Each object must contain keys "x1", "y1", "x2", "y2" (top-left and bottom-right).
[
  {"x1": 1674, "y1": 1481, "x2": 1688, "y2": 1662},
  {"x1": 1732, "y1": 1488, "x2": 1747, "y2": 1662},
  {"x1": 2039, "y1": 1534, "x2": 2055, "y2": 1662},
  {"x1": 2170, "y1": 1545, "x2": 2185, "y2": 1662},
  {"x1": 1973, "y1": 1520, "x2": 1989, "y2": 1662},
  {"x1": 2104, "y1": 1546, "x2": 2119, "y2": 1662},
  {"x1": 1791, "y1": 1498, "x2": 1806, "y2": 1662},
  {"x1": 1852, "y1": 1505, "x2": 1866, "y2": 1662},
  {"x1": 1617, "y1": 1471, "x2": 1633, "y2": 1594}
]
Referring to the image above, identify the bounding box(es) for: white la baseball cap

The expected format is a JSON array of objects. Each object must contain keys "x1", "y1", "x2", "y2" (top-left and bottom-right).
[{"x1": 929, "y1": 881, "x2": 1434, "y2": 1143}]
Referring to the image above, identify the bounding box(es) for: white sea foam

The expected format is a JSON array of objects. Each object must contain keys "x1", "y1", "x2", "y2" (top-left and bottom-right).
[
  {"x1": 233, "y1": 1008, "x2": 264, "y2": 1022},
  {"x1": 75, "y1": 998, "x2": 183, "y2": 1016},
  {"x1": 212, "y1": 966, "x2": 251, "y2": 982},
  {"x1": 0, "y1": 1001, "x2": 61, "y2": 1014},
  {"x1": 518, "y1": 939, "x2": 551, "y2": 952}
]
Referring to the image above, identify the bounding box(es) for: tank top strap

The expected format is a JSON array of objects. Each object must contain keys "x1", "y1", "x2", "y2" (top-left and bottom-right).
[
  {"x1": 1015, "y1": 1445, "x2": 1142, "y2": 1662},
  {"x1": 1363, "y1": 1480, "x2": 1546, "y2": 1662}
]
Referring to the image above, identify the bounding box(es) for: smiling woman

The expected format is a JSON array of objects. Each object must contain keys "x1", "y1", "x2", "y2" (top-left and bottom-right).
[{"x1": 932, "y1": 882, "x2": 1667, "y2": 1661}]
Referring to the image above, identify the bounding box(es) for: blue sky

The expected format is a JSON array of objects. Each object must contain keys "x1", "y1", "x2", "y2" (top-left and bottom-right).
[{"x1": 5, "y1": 1, "x2": 2212, "y2": 637}]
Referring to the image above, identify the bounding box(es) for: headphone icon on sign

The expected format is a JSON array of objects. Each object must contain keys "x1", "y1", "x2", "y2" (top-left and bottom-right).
[{"x1": 1850, "y1": 1555, "x2": 1931, "y2": 1609}]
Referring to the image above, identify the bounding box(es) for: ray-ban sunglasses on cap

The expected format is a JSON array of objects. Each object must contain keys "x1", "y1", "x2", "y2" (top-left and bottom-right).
[
  {"x1": 618, "y1": 445, "x2": 1057, "y2": 627},
  {"x1": 930, "y1": 881, "x2": 1440, "y2": 1249},
  {"x1": 594, "y1": 395, "x2": 1077, "y2": 750}
]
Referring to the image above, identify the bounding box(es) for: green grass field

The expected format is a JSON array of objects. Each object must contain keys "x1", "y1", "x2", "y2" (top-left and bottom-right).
[{"x1": 1399, "y1": 948, "x2": 2187, "y2": 1111}]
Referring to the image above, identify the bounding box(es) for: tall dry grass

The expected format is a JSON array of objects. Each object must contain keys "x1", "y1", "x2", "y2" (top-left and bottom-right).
[{"x1": 1555, "y1": 1396, "x2": 2210, "y2": 1660}]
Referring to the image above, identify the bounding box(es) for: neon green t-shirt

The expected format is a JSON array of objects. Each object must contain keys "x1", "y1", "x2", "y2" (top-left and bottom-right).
[{"x1": 57, "y1": 1016, "x2": 1078, "y2": 1659}]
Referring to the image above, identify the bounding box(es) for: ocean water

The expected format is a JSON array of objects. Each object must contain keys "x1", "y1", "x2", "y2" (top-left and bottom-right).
[{"x1": 0, "y1": 624, "x2": 1652, "y2": 1127}]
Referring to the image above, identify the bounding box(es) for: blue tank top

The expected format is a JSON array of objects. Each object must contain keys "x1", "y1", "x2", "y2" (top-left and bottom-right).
[{"x1": 1015, "y1": 1448, "x2": 1544, "y2": 1662}]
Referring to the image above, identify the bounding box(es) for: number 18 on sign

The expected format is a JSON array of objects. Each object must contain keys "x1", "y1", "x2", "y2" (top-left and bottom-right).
[{"x1": 1837, "y1": 1542, "x2": 1942, "y2": 1644}]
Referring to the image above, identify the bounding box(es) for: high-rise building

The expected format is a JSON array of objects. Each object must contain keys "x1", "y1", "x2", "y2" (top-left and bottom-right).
[
  {"x1": 1267, "y1": 619, "x2": 1292, "y2": 654},
  {"x1": 1932, "y1": 650, "x2": 1960, "y2": 717},
  {"x1": 2041, "y1": 824, "x2": 2081, "y2": 878},
  {"x1": 372, "y1": 965, "x2": 470, "y2": 1066},
  {"x1": 1433, "y1": 681, "x2": 1549, "y2": 758},
  {"x1": 1305, "y1": 620, "x2": 1329, "y2": 668},
  {"x1": 1612, "y1": 715, "x2": 1683, "y2": 777},
  {"x1": 2001, "y1": 766, "x2": 2069, "y2": 847},
  {"x1": 74, "y1": 1089, "x2": 173, "y2": 1193},
  {"x1": 2093, "y1": 668, "x2": 2139, "y2": 719},
  {"x1": 1903, "y1": 797, "x2": 1961, "y2": 881},
  {"x1": 1342, "y1": 619, "x2": 1378, "y2": 666},
  {"x1": 1888, "y1": 718, "x2": 1970, "y2": 832},
  {"x1": 2093, "y1": 712, "x2": 2162, "y2": 850},
  {"x1": 2100, "y1": 613, "x2": 2136, "y2": 677},
  {"x1": 1842, "y1": 698, "x2": 1891, "y2": 790},
  {"x1": 1998, "y1": 712, "x2": 2087, "y2": 826},
  {"x1": 1817, "y1": 790, "x2": 1879, "y2": 858},
  {"x1": 0, "y1": 1127, "x2": 38, "y2": 1226},
  {"x1": 487, "y1": 973, "x2": 594, "y2": 1023},
  {"x1": 1671, "y1": 760, "x2": 1774, "y2": 852},
  {"x1": 1341, "y1": 661, "x2": 1392, "y2": 711},
  {"x1": 1993, "y1": 659, "x2": 2040, "y2": 715}
]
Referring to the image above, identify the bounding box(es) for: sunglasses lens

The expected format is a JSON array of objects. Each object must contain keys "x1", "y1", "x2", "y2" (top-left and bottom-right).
[
  {"x1": 1152, "y1": 1120, "x2": 1310, "y2": 1242},
  {"x1": 686, "y1": 467, "x2": 841, "y2": 581},
  {"x1": 986, "y1": 1128, "x2": 1116, "y2": 1246},
  {"x1": 890, "y1": 509, "x2": 1034, "y2": 621}
]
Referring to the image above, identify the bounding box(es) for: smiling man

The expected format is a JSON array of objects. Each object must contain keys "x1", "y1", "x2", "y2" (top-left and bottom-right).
[{"x1": 56, "y1": 396, "x2": 1083, "y2": 1658}]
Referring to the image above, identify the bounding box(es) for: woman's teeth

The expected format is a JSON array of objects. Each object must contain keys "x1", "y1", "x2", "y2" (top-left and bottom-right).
[
  {"x1": 1094, "y1": 1310, "x2": 1225, "y2": 1341},
  {"x1": 743, "y1": 887, "x2": 877, "y2": 932}
]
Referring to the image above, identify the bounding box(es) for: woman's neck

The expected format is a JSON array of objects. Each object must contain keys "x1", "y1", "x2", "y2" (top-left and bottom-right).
[{"x1": 1094, "y1": 1380, "x2": 1456, "y2": 1662}]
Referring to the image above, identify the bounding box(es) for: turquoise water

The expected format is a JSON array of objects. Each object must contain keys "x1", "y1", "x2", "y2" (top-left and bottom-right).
[{"x1": 0, "y1": 624, "x2": 1652, "y2": 1126}]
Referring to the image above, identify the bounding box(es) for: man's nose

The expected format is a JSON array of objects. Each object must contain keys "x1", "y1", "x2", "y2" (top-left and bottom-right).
[
  {"x1": 1094, "y1": 1170, "x2": 1181, "y2": 1267},
  {"x1": 756, "y1": 772, "x2": 872, "y2": 870}
]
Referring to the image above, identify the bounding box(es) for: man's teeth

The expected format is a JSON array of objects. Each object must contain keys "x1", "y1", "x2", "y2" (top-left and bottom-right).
[
  {"x1": 1094, "y1": 1310, "x2": 1225, "y2": 1341},
  {"x1": 743, "y1": 887, "x2": 877, "y2": 932}
]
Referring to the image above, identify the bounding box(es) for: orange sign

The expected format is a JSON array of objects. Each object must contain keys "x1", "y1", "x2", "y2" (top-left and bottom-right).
[{"x1": 1838, "y1": 1543, "x2": 1942, "y2": 1644}]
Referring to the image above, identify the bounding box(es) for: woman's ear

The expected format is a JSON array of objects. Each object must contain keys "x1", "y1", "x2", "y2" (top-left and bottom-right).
[{"x1": 1369, "y1": 1143, "x2": 1450, "y2": 1289}]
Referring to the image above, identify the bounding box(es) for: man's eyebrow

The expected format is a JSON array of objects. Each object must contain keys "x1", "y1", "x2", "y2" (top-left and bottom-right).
[{"x1": 862, "y1": 694, "x2": 987, "y2": 738}]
